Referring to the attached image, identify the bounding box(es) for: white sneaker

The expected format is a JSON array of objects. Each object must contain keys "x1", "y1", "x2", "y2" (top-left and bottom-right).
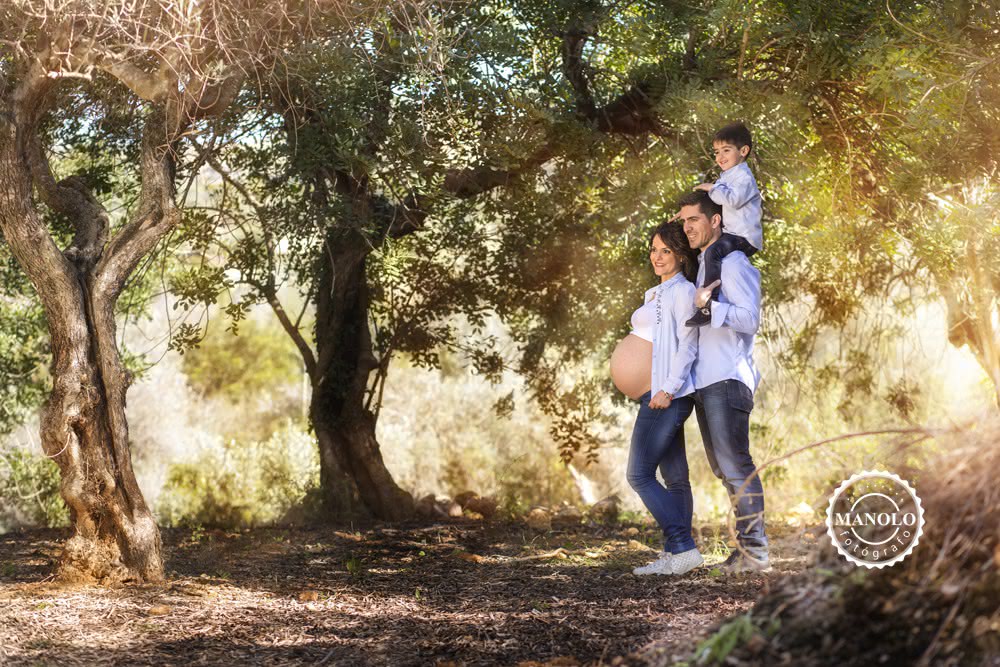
[
  {"x1": 669, "y1": 548, "x2": 704, "y2": 575},
  {"x1": 632, "y1": 551, "x2": 673, "y2": 576}
]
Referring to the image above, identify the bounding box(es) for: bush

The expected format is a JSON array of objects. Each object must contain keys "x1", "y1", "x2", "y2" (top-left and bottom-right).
[
  {"x1": 155, "y1": 419, "x2": 319, "y2": 528},
  {"x1": 0, "y1": 449, "x2": 68, "y2": 529}
]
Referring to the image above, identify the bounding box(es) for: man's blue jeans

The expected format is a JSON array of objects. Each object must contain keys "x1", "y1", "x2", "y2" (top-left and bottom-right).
[
  {"x1": 626, "y1": 391, "x2": 697, "y2": 554},
  {"x1": 694, "y1": 379, "x2": 768, "y2": 554}
]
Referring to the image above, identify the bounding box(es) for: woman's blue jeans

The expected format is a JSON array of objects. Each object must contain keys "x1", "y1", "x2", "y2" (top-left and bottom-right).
[{"x1": 626, "y1": 391, "x2": 696, "y2": 553}]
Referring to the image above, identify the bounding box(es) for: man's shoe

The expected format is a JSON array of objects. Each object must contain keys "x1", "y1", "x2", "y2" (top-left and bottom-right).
[
  {"x1": 633, "y1": 551, "x2": 673, "y2": 576},
  {"x1": 719, "y1": 550, "x2": 741, "y2": 569},
  {"x1": 719, "y1": 549, "x2": 771, "y2": 574},
  {"x1": 685, "y1": 306, "x2": 711, "y2": 327},
  {"x1": 669, "y1": 548, "x2": 704, "y2": 575}
]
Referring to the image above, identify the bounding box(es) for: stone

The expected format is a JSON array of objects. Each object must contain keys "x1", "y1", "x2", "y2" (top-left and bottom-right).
[
  {"x1": 589, "y1": 495, "x2": 621, "y2": 523},
  {"x1": 415, "y1": 494, "x2": 437, "y2": 518},
  {"x1": 464, "y1": 495, "x2": 498, "y2": 518},
  {"x1": 525, "y1": 507, "x2": 552, "y2": 532},
  {"x1": 553, "y1": 505, "x2": 583, "y2": 526}
]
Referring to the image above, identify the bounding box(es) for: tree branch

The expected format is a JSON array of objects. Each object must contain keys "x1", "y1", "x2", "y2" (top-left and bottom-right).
[
  {"x1": 560, "y1": 15, "x2": 670, "y2": 136},
  {"x1": 25, "y1": 134, "x2": 109, "y2": 269},
  {"x1": 260, "y1": 281, "x2": 319, "y2": 380},
  {"x1": 93, "y1": 107, "x2": 177, "y2": 302},
  {"x1": 0, "y1": 58, "x2": 79, "y2": 305},
  {"x1": 100, "y1": 60, "x2": 174, "y2": 103},
  {"x1": 443, "y1": 144, "x2": 556, "y2": 198}
]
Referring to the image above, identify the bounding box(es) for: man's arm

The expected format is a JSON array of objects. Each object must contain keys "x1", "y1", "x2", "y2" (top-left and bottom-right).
[{"x1": 710, "y1": 257, "x2": 760, "y2": 334}]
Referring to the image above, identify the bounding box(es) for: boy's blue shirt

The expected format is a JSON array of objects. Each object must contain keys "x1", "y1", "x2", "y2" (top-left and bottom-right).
[{"x1": 708, "y1": 161, "x2": 763, "y2": 250}]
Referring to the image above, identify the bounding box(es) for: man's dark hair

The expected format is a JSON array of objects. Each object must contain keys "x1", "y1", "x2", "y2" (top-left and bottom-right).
[
  {"x1": 714, "y1": 121, "x2": 753, "y2": 155},
  {"x1": 677, "y1": 190, "x2": 722, "y2": 222}
]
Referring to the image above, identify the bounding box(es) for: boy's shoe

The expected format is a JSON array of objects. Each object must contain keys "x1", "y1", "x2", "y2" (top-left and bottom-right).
[
  {"x1": 669, "y1": 548, "x2": 704, "y2": 575},
  {"x1": 685, "y1": 306, "x2": 712, "y2": 328},
  {"x1": 632, "y1": 551, "x2": 673, "y2": 576},
  {"x1": 719, "y1": 549, "x2": 770, "y2": 574}
]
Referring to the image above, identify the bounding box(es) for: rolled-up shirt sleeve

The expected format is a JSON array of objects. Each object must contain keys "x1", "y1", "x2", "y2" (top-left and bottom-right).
[
  {"x1": 710, "y1": 258, "x2": 760, "y2": 334},
  {"x1": 660, "y1": 283, "x2": 699, "y2": 396},
  {"x1": 709, "y1": 173, "x2": 756, "y2": 209}
]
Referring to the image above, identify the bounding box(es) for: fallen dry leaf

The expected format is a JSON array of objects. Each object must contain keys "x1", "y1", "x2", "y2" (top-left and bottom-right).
[
  {"x1": 333, "y1": 531, "x2": 363, "y2": 542},
  {"x1": 454, "y1": 551, "x2": 486, "y2": 564}
]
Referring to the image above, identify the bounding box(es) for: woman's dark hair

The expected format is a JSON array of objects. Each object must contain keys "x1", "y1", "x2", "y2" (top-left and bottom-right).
[{"x1": 649, "y1": 220, "x2": 698, "y2": 283}]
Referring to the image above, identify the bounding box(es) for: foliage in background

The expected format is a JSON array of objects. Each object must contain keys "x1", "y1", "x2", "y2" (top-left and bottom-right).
[
  {"x1": 180, "y1": 311, "x2": 307, "y2": 441},
  {"x1": 0, "y1": 246, "x2": 49, "y2": 436},
  {"x1": 0, "y1": 448, "x2": 68, "y2": 529},
  {"x1": 155, "y1": 420, "x2": 320, "y2": 528},
  {"x1": 1, "y1": 1, "x2": 998, "y2": 531}
]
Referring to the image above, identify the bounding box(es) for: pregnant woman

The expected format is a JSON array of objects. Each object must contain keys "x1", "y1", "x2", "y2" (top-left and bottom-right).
[{"x1": 610, "y1": 220, "x2": 702, "y2": 576}]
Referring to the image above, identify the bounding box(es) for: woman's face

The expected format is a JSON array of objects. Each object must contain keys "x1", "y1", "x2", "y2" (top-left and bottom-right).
[{"x1": 649, "y1": 234, "x2": 680, "y2": 280}]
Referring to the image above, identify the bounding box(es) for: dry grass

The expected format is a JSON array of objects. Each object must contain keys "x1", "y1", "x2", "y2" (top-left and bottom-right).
[
  {"x1": 0, "y1": 521, "x2": 810, "y2": 666},
  {"x1": 688, "y1": 421, "x2": 1000, "y2": 667}
]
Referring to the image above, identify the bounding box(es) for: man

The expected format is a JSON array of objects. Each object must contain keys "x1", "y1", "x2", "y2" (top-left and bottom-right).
[{"x1": 677, "y1": 190, "x2": 769, "y2": 573}]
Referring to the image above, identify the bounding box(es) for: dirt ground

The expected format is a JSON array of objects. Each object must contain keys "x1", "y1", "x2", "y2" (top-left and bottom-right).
[{"x1": 0, "y1": 520, "x2": 811, "y2": 666}]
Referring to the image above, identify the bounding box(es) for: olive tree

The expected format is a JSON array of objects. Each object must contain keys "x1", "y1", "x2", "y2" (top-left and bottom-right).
[{"x1": 0, "y1": 0, "x2": 359, "y2": 582}]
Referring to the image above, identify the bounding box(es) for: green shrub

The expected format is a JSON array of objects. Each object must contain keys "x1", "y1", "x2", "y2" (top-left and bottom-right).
[
  {"x1": 181, "y1": 316, "x2": 302, "y2": 403},
  {"x1": 0, "y1": 449, "x2": 69, "y2": 529},
  {"x1": 155, "y1": 419, "x2": 319, "y2": 528}
]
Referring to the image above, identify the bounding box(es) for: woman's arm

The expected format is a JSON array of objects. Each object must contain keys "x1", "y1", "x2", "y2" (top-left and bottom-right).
[{"x1": 658, "y1": 283, "x2": 699, "y2": 395}]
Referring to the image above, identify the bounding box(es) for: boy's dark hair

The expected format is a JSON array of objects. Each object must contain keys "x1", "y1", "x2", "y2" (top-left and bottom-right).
[
  {"x1": 676, "y1": 190, "x2": 722, "y2": 223},
  {"x1": 649, "y1": 220, "x2": 698, "y2": 283},
  {"x1": 714, "y1": 122, "x2": 753, "y2": 155}
]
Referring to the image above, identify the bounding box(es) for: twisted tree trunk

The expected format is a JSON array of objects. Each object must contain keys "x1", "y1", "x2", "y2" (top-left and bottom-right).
[
  {"x1": 0, "y1": 23, "x2": 242, "y2": 581},
  {"x1": 0, "y1": 116, "x2": 167, "y2": 583},
  {"x1": 310, "y1": 235, "x2": 414, "y2": 520}
]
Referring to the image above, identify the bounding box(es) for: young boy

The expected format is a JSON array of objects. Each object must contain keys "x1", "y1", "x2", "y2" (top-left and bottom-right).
[{"x1": 685, "y1": 122, "x2": 762, "y2": 327}]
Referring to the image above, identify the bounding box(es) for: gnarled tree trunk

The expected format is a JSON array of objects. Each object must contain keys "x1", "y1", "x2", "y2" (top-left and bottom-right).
[
  {"x1": 0, "y1": 116, "x2": 165, "y2": 583},
  {"x1": 310, "y1": 236, "x2": 414, "y2": 520},
  {"x1": 0, "y1": 15, "x2": 245, "y2": 581},
  {"x1": 41, "y1": 276, "x2": 164, "y2": 583}
]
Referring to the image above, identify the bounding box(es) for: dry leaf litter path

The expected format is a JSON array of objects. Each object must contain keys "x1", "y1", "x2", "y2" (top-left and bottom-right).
[{"x1": 0, "y1": 521, "x2": 811, "y2": 666}]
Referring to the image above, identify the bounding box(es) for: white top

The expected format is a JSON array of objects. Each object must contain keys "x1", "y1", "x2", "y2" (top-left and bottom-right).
[
  {"x1": 629, "y1": 300, "x2": 656, "y2": 342},
  {"x1": 630, "y1": 273, "x2": 699, "y2": 398},
  {"x1": 708, "y1": 161, "x2": 763, "y2": 250},
  {"x1": 692, "y1": 250, "x2": 761, "y2": 393}
]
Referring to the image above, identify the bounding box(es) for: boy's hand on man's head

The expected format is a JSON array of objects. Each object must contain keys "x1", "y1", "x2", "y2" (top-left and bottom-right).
[{"x1": 694, "y1": 183, "x2": 714, "y2": 192}]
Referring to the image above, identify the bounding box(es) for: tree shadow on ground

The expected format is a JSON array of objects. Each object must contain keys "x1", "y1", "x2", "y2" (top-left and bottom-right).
[{"x1": 0, "y1": 521, "x2": 809, "y2": 666}]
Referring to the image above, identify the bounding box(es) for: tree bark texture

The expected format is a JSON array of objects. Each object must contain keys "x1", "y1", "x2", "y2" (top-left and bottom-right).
[
  {"x1": 0, "y1": 34, "x2": 241, "y2": 581},
  {"x1": 309, "y1": 234, "x2": 414, "y2": 521}
]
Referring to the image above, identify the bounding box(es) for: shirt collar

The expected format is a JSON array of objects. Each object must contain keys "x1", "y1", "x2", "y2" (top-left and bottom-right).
[{"x1": 656, "y1": 272, "x2": 686, "y2": 289}]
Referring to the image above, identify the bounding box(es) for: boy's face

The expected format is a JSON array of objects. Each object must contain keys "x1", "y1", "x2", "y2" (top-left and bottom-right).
[{"x1": 713, "y1": 141, "x2": 750, "y2": 171}]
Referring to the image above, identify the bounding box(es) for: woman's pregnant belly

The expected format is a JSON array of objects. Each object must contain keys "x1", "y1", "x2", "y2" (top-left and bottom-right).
[{"x1": 610, "y1": 334, "x2": 652, "y2": 400}]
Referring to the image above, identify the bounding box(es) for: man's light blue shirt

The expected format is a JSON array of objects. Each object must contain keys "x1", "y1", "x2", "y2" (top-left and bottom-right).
[
  {"x1": 692, "y1": 250, "x2": 761, "y2": 394},
  {"x1": 709, "y1": 161, "x2": 763, "y2": 250}
]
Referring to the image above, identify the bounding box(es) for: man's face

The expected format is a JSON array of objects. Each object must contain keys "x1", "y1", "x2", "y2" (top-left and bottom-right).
[{"x1": 681, "y1": 204, "x2": 721, "y2": 251}]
